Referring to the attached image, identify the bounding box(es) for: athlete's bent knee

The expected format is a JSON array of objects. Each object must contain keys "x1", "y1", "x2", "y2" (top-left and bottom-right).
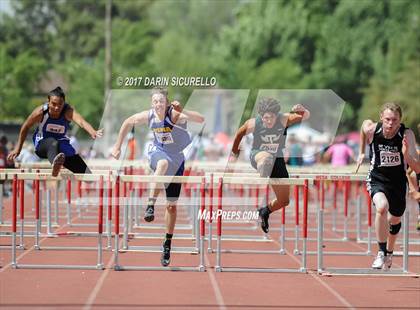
[
  {"x1": 376, "y1": 207, "x2": 387, "y2": 216},
  {"x1": 278, "y1": 199, "x2": 289, "y2": 207},
  {"x1": 257, "y1": 156, "x2": 274, "y2": 177},
  {"x1": 157, "y1": 159, "x2": 169, "y2": 170},
  {"x1": 389, "y1": 222, "x2": 401, "y2": 235},
  {"x1": 166, "y1": 205, "x2": 176, "y2": 214}
]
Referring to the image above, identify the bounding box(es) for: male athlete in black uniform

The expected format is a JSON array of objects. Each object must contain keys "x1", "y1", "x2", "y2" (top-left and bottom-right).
[
  {"x1": 357, "y1": 102, "x2": 419, "y2": 269},
  {"x1": 230, "y1": 98, "x2": 310, "y2": 233}
]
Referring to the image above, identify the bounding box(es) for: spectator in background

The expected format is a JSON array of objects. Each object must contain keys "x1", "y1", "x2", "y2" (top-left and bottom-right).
[
  {"x1": 68, "y1": 124, "x2": 80, "y2": 154},
  {"x1": 1, "y1": 136, "x2": 15, "y2": 169},
  {"x1": 127, "y1": 128, "x2": 138, "y2": 161},
  {"x1": 88, "y1": 146, "x2": 97, "y2": 159},
  {"x1": 324, "y1": 139, "x2": 355, "y2": 166},
  {"x1": 286, "y1": 134, "x2": 303, "y2": 166},
  {"x1": 142, "y1": 132, "x2": 155, "y2": 160},
  {"x1": 16, "y1": 142, "x2": 39, "y2": 164},
  {"x1": 69, "y1": 135, "x2": 80, "y2": 154},
  {"x1": 0, "y1": 136, "x2": 8, "y2": 168},
  {"x1": 403, "y1": 123, "x2": 420, "y2": 230},
  {"x1": 0, "y1": 136, "x2": 10, "y2": 196},
  {"x1": 406, "y1": 164, "x2": 420, "y2": 230},
  {"x1": 302, "y1": 136, "x2": 318, "y2": 166},
  {"x1": 203, "y1": 134, "x2": 224, "y2": 161}
]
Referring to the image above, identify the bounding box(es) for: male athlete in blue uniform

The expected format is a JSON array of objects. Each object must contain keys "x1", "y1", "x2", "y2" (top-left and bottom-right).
[
  {"x1": 8, "y1": 87, "x2": 103, "y2": 176},
  {"x1": 111, "y1": 88, "x2": 205, "y2": 266}
]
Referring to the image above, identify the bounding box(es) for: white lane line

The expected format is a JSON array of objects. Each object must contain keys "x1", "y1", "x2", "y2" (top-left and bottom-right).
[
  {"x1": 204, "y1": 253, "x2": 226, "y2": 310},
  {"x1": 0, "y1": 214, "x2": 82, "y2": 273},
  {"x1": 272, "y1": 238, "x2": 355, "y2": 309},
  {"x1": 83, "y1": 243, "x2": 118, "y2": 310}
]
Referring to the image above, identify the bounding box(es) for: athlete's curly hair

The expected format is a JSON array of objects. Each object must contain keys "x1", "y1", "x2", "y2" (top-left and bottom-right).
[{"x1": 257, "y1": 97, "x2": 281, "y2": 116}]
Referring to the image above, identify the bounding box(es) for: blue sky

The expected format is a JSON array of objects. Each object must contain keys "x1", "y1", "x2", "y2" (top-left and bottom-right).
[{"x1": 0, "y1": 0, "x2": 12, "y2": 15}]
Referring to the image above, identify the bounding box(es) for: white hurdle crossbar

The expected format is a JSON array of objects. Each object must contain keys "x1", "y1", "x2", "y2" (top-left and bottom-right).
[
  {"x1": 8, "y1": 173, "x2": 105, "y2": 270},
  {"x1": 113, "y1": 175, "x2": 206, "y2": 272},
  {"x1": 213, "y1": 176, "x2": 312, "y2": 273}
]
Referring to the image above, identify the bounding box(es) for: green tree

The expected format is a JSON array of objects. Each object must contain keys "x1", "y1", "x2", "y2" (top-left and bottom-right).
[
  {"x1": 0, "y1": 45, "x2": 46, "y2": 120},
  {"x1": 358, "y1": 0, "x2": 420, "y2": 134},
  {"x1": 59, "y1": 57, "x2": 104, "y2": 129}
]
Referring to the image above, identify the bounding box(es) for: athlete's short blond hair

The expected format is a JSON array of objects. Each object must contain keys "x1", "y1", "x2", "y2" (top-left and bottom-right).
[{"x1": 381, "y1": 102, "x2": 402, "y2": 118}]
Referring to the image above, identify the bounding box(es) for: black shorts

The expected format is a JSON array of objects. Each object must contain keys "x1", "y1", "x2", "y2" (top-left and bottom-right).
[
  {"x1": 159, "y1": 163, "x2": 185, "y2": 202},
  {"x1": 250, "y1": 150, "x2": 289, "y2": 178},
  {"x1": 367, "y1": 181, "x2": 407, "y2": 217},
  {"x1": 165, "y1": 183, "x2": 181, "y2": 202},
  {"x1": 35, "y1": 138, "x2": 91, "y2": 174}
]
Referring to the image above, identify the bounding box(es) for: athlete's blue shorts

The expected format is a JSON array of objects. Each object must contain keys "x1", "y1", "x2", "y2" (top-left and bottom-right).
[{"x1": 35, "y1": 138, "x2": 76, "y2": 157}]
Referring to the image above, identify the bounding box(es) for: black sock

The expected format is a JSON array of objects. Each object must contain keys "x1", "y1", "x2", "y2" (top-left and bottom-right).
[
  {"x1": 261, "y1": 205, "x2": 272, "y2": 216},
  {"x1": 378, "y1": 242, "x2": 387, "y2": 255},
  {"x1": 164, "y1": 233, "x2": 173, "y2": 247},
  {"x1": 387, "y1": 250, "x2": 393, "y2": 255}
]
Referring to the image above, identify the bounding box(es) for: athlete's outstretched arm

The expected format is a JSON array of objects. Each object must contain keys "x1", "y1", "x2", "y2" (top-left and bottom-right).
[
  {"x1": 179, "y1": 109, "x2": 205, "y2": 123},
  {"x1": 231, "y1": 119, "x2": 255, "y2": 157},
  {"x1": 406, "y1": 167, "x2": 419, "y2": 201},
  {"x1": 171, "y1": 101, "x2": 205, "y2": 123},
  {"x1": 111, "y1": 111, "x2": 149, "y2": 159},
  {"x1": 283, "y1": 104, "x2": 310, "y2": 127},
  {"x1": 402, "y1": 129, "x2": 420, "y2": 173},
  {"x1": 355, "y1": 119, "x2": 376, "y2": 173},
  {"x1": 66, "y1": 107, "x2": 103, "y2": 139},
  {"x1": 7, "y1": 106, "x2": 43, "y2": 161}
]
